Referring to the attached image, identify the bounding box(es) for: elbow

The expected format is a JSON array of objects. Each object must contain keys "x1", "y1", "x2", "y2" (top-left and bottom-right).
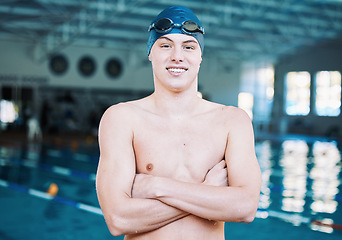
[
  {"x1": 233, "y1": 207, "x2": 257, "y2": 224},
  {"x1": 109, "y1": 228, "x2": 123, "y2": 237},
  {"x1": 108, "y1": 226, "x2": 125, "y2": 237},
  {"x1": 239, "y1": 199, "x2": 259, "y2": 223},
  {"x1": 107, "y1": 218, "x2": 125, "y2": 237},
  {"x1": 106, "y1": 214, "x2": 131, "y2": 237},
  {"x1": 230, "y1": 197, "x2": 258, "y2": 223},
  {"x1": 241, "y1": 210, "x2": 256, "y2": 223},
  {"x1": 239, "y1": 188, "x2": 260, "y2": 223}
]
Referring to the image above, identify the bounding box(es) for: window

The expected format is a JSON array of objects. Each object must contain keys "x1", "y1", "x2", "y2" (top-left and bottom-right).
[
  {"x1": 0, "y1": 100, "x2": 18, "y2": 123},
  {"x1": 240, "y1": 63, "x2": 274, "y2": 122},
  {"x1": 315, "y1": 71, "x2": 341, "y2": 116},
  {"x1": 285, "y1": 71, "x2": 311, "y2": 116}
]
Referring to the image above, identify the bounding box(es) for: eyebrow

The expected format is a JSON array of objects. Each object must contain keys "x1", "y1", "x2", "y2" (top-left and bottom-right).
[
  {"x1": 159, "y1": 36, "x2": 199, "y2": 45},
  {"x1": 183, "y1": 39, "x2": 199, "y2": 44},
  {"x1": 159, "y1": 36, "x2": 173, "y2": 42}
]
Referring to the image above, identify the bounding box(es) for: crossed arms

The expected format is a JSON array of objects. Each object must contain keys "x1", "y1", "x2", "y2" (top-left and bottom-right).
[{"x1": 95, "y1": 104, "x2": 261, "y2": 236}]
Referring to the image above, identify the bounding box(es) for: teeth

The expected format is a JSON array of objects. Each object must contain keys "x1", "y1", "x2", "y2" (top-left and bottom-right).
[{"x1": 168, "y1": 68, "x2": 186, "y2": 73}]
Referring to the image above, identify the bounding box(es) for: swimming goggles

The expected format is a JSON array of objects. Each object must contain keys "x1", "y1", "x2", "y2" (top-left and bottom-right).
[{"x1": 148, "y1": 18, "x2": 205, "y2": 35}]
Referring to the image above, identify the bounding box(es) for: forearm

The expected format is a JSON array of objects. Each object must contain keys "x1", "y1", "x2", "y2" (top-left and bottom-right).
[
  {"x1": 152, "y1": 177, "x2": 259, "y2": 222},
  {"x1": 105, "y1": 196, "x2": 188, "y2": 236}
]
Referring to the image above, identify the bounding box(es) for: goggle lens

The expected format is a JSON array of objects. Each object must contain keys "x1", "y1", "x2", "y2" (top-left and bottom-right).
[
  {"x1": 182, "y1": 21, "x2": 199, "y2": 32},
  {"x1": 149, "y1": 18, "x2": 204, "y2": 35},
  {"x1": 155, "y1": 18, "x2": 173, "y2": 31}
]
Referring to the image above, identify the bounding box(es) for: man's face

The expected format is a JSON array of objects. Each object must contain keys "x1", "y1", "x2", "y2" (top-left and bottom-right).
[{"x1": 149, "y1": 34, "x2": 202, "y2": 93}]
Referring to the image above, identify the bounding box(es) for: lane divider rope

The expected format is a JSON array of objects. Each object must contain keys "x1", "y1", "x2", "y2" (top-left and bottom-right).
[
  {"x1": 2, "y1": 156, "x2": 96, "y2": 181},
  {"x1": 0, "y1": 178, "x2": 102, "y2": 215}
]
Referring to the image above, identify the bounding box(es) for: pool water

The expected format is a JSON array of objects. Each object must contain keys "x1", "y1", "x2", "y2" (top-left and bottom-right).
[{"x1": 0, "y1": 135, "x2": 341, "y2": 239}]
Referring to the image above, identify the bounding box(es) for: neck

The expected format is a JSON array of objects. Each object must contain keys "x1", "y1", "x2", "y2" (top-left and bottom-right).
[{"x1": 151, "y1": 87, "x2": 201, "y2": 119}]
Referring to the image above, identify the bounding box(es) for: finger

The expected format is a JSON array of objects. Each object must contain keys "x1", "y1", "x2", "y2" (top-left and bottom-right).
[
  {"x1": 208, "y1": 160, "x2": 225, "y2": 173},
  {"x1": 218, "y1": 160, "x2": 226, "y2": 169},
  {"x1": 134, "y1": 173, "x2": 146, "y2": 183}
]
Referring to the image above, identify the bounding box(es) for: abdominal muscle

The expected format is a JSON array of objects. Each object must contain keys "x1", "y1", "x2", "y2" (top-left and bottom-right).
[{"x1": 124, "y1": 215, "x2": 225, "y2": 240}]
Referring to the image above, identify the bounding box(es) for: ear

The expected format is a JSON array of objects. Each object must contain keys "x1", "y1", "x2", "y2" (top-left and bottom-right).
[
  {"x1": 148, "y1": 53, "x2": 152, "y2": 62},
  {"x1": 198, "y1": 54, "x2": 202, "y2": 65}
]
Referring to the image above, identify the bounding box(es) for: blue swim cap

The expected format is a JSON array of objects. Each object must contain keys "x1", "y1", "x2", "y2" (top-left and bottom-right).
[{"x1": 147, "y1": 6, "x2": 204, "y2": 56}]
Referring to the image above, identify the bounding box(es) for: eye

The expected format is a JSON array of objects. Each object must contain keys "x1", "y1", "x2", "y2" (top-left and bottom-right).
[
  {"x1": 161, "y1": 44, "x2": 171, "y2": 48},
  {"x1": 184, "y1": 45, "x2": 195, "y2": 50}
]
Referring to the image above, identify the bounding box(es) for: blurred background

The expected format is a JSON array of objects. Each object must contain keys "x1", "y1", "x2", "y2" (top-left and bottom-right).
[{"x1": 0, "y1": 0, "x2": 342, "y2": 239}]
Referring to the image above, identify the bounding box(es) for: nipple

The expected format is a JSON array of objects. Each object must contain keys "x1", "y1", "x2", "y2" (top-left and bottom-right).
[{"x1": 146, "y1": 163, "x2": 153, "y2": 171}]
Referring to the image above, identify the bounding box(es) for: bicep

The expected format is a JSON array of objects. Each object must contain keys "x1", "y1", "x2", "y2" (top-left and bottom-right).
[
  {"x1": 96, "y1": 105, "x2": 136, "y2": 213},
  {"x1": 225, "y1": 109, "x2": 261, "y2": 191}
]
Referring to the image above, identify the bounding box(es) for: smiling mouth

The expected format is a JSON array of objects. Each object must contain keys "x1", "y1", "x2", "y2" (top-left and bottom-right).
[{"x1": 166, "y1": 68, "x2": 188, "y2": 73}]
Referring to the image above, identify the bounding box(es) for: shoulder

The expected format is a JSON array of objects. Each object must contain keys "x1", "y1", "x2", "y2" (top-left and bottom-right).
[
  {"x1": 101, "y1": 102, "x2": 135, "y2": 123},
  {"x1": 98, "y1": 102, "x2": 138, "y2": 143},
  {"x1": 203, "y1": 101, "x2": 252, "y2": 130},
  {"x1": 225, "y1": 106, "x2": 252, "y2": 127},
  {"x1": 223, "y1": 105, "x2": 251, "y2": 121},
  {"x1": 102, "y1": 97, "x2": 149, "y2": 117},
  {"x1": 204, "y1": 100, "x2": 250, "y2": 121},
  {"x1": 100, "y1": 97, "x2": 152, "y2": 126},
  {"x1": 221, "y1": 106, "x2": 254, "y2": 138}
]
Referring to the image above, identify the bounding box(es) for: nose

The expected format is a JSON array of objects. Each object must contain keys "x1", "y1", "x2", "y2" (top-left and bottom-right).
[{"x1": 170, "y1": 46, "x2": 184, "y2": 63}]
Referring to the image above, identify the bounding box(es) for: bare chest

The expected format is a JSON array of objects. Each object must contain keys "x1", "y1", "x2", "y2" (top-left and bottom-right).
[{"x1": 133, "y1": 117, "x2": 228, "y2": 183}]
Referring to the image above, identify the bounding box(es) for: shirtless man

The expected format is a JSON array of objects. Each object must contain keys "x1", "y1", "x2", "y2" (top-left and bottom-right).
[{"x1": 96, "y1": 6, "x2": 261, "y2": 240}]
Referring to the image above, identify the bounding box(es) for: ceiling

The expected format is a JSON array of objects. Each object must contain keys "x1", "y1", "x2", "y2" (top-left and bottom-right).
[{"x1": 1, "y1": 0, "x2": 342, "y2": 63}]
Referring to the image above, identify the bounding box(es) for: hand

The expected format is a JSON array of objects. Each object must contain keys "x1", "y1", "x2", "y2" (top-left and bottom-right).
[
  {"x1": 132, "y1": 173, "x2": 155, "y2": 199},
  {"x1": 203, "y1": 160, "x2": 228, "y2": 187}
]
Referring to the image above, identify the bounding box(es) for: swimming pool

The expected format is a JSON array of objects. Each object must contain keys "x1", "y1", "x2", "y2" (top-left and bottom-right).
[{"x1": 0, "y1": 134, "x2": 341, "y2": 239}]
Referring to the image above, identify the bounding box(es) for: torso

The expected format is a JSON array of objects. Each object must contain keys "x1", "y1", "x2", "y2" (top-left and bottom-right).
[{"x1": 125, "y1": 97, "x2": 232, "y2": 240}]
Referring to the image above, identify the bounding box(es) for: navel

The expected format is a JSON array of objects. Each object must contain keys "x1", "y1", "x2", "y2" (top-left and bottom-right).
[{"x1": 146, "y1": 163, "x2": 154, "y2": 171}]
